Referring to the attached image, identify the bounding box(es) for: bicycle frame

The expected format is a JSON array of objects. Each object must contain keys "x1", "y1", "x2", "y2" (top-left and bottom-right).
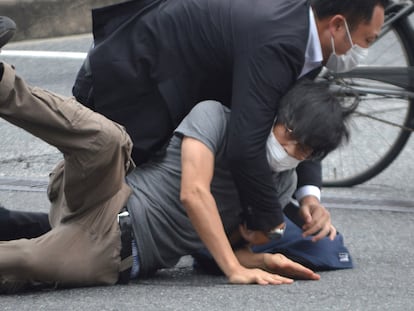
[
  {"x1": 382, "y1": 0, "x2": 414, "y2": 37},
  {"x1": 327, "y1": 67, "x2": 414, "y2": 99}
]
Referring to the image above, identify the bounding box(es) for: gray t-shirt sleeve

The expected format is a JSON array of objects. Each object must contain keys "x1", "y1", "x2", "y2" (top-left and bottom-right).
[{"x1": 174, "y1": 100, "x2": 230, "y2": 154}]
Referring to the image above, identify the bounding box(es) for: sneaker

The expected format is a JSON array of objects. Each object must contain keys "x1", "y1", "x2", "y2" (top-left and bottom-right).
[{"x1": 0, "y1": 16, "x2": 16, "y2": 49}]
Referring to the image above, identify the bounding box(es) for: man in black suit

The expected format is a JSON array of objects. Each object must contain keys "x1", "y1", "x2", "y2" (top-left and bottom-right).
[
  {"x1": 72, "y1": 0, "x2": 386, "y2": 240},
  {"x1": 0, "y1": 0, "x2": 386, "y2": 261}
]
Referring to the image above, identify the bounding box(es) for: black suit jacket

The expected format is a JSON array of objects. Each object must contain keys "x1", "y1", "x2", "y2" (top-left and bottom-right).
[{"x1": 73, "y1": 0, "x2": 319, "y2": 231}]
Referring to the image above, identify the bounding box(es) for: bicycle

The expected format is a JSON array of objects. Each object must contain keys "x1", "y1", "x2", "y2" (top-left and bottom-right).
[{"x1": 320, "y1": 0, "x2": 414, "y2": 187}]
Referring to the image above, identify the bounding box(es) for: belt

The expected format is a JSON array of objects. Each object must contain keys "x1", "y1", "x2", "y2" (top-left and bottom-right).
[{"x1": 117, "y1": 207, "x2": 133, "y2": 284}]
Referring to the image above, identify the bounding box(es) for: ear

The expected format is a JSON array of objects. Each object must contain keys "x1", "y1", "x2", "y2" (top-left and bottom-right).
[
  {"x1": 328, "y1": 15, "x2": 346, "y2": 37},
  {"x1": 272, "y1": 123, "x2": 285, "y2": 144}
]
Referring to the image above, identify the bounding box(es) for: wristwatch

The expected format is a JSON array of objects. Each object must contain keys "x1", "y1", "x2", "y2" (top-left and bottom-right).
[{"x1": 267, "y1": 223, "x2": 286, "y2": 240}]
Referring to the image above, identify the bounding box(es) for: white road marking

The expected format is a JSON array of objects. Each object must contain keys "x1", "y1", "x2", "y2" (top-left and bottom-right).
[{"x1": 1, "y1": 50, "x2": 87, "y2": 59}]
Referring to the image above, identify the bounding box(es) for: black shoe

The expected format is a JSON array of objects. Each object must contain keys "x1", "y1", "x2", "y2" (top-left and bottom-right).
[{"x1": 0, "y1": 16, "x2": 16, "y2": 49}]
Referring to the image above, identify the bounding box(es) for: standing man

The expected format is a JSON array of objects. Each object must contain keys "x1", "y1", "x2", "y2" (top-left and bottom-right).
[{"x1": 72, "y1": 0, "x2": 386, "y2": 239}]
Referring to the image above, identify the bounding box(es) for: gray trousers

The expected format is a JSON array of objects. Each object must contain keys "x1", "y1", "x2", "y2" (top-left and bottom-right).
[{"x1": 0, "y1": 63, "x2": 134, "y2": 288}]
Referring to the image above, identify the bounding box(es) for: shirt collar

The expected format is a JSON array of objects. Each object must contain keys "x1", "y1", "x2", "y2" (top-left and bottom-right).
[{"x1": 299, "y1": 7, "x2": 323, "y2": 78}]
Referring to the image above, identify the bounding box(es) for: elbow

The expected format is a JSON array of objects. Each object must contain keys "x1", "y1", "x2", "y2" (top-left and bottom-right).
[{"x1": 180, "y1": 185, "x2": 203, "y2": 210}]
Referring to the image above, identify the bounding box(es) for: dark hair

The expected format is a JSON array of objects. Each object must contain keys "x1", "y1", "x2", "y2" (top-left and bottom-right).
[
  {"x1": 276, "y1": 79, "x2": 356, "y2": 160},
  {"x1": 311, "y1": 0, "x2": 389, "y2": 30}
]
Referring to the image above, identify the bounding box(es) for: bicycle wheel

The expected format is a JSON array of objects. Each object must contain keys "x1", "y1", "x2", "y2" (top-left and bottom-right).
[{"x1": 322, "y1": 11, "x2": 414, "y2": 187}]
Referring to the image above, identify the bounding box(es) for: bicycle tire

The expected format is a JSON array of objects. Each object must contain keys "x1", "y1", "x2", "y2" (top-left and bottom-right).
[{"x1": 322, "y1": 9, "x2": 414, "y2": 187}]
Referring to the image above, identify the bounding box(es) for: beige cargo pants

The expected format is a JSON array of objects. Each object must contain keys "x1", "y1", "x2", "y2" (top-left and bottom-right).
[{"x1": 0, "y1": 63, "x2": 134, "y2": 289}]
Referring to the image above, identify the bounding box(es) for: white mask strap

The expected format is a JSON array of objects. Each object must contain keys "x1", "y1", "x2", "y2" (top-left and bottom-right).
[{"x1": 343, "y1": 19, "x2": 354, "y2": 47}]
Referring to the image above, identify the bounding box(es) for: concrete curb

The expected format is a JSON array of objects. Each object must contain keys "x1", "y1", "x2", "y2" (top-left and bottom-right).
[{"x1": 0, "y1": 0, "x2": 121, "y2": 41}]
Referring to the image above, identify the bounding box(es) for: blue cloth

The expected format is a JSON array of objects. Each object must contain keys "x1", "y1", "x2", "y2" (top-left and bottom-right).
[
  {"x1": 251, "y1": 215, "x2": 353, "y2": 271},
  {"x1": 193, "y1": 215, "x2": 353, "y2": 274}
]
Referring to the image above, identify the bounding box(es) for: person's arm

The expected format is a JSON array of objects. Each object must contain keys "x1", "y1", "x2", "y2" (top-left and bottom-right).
[
  {"x1": 296, "y1": 160, "x2": 322, "y2": 189},
  {"x1": 180, "y1": 136, "x2": 294, "y2": 285},
  {"x1": 295, "y1": 160, "x2": 336, "y2": 241},
  {"x1": 227, "y1": 37, "x2": 310, "y2": 232}
]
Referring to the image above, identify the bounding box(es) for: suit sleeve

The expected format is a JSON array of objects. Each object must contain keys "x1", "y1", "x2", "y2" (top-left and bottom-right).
[
  {"x1": 296, "y1": 160, "x2": 322, "y2": 189},
  {"x1": 227, "y1": 42, "x2": 304, "y2": 231}
]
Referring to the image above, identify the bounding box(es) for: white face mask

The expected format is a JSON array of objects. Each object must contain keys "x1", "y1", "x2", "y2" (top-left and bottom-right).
[
  {"x1": 325, "y1": 20, "x2": 369, "y2": 73},
  {"x1": 266, "y1": 129, "x2": 301, "y2": 172}
]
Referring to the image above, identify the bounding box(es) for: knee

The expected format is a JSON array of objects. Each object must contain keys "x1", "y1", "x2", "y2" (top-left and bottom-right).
[{"x1": 97, "y1": 121, "x2": 133, "y2": 170}]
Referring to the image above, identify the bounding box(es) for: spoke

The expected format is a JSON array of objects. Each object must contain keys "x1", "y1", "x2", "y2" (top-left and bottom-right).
[{"x1": 354, "y1": 111, "x2": 414, "y2": 132}]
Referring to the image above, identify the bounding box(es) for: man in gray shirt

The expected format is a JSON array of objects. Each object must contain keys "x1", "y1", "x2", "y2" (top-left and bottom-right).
[
  {"x1": 127, "y1": 100, "x2": 298, "y2": 277},
  {"x1": 0, "y1": 60, "x2": 353, "y2": 292},
  {"x1": 126, "y1": 80, "x2": 354, "y2": 280}
]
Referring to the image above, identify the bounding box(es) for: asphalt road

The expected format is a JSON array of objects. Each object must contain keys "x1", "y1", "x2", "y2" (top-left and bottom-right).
[{"x1": 0, "y1": 35, "x2": 413, "y2": 310}]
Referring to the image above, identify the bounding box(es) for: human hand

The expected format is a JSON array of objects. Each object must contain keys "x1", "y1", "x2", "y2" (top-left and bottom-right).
[
  {"x1": 227, "y1": 266, "x2": 295, "y2": 285},
  {"x1": 263, "y1": 253, "x2": 320, "y2": 280},
  {"x1": 299, "y1": 196, "x2": 337, "y2": 242}
]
